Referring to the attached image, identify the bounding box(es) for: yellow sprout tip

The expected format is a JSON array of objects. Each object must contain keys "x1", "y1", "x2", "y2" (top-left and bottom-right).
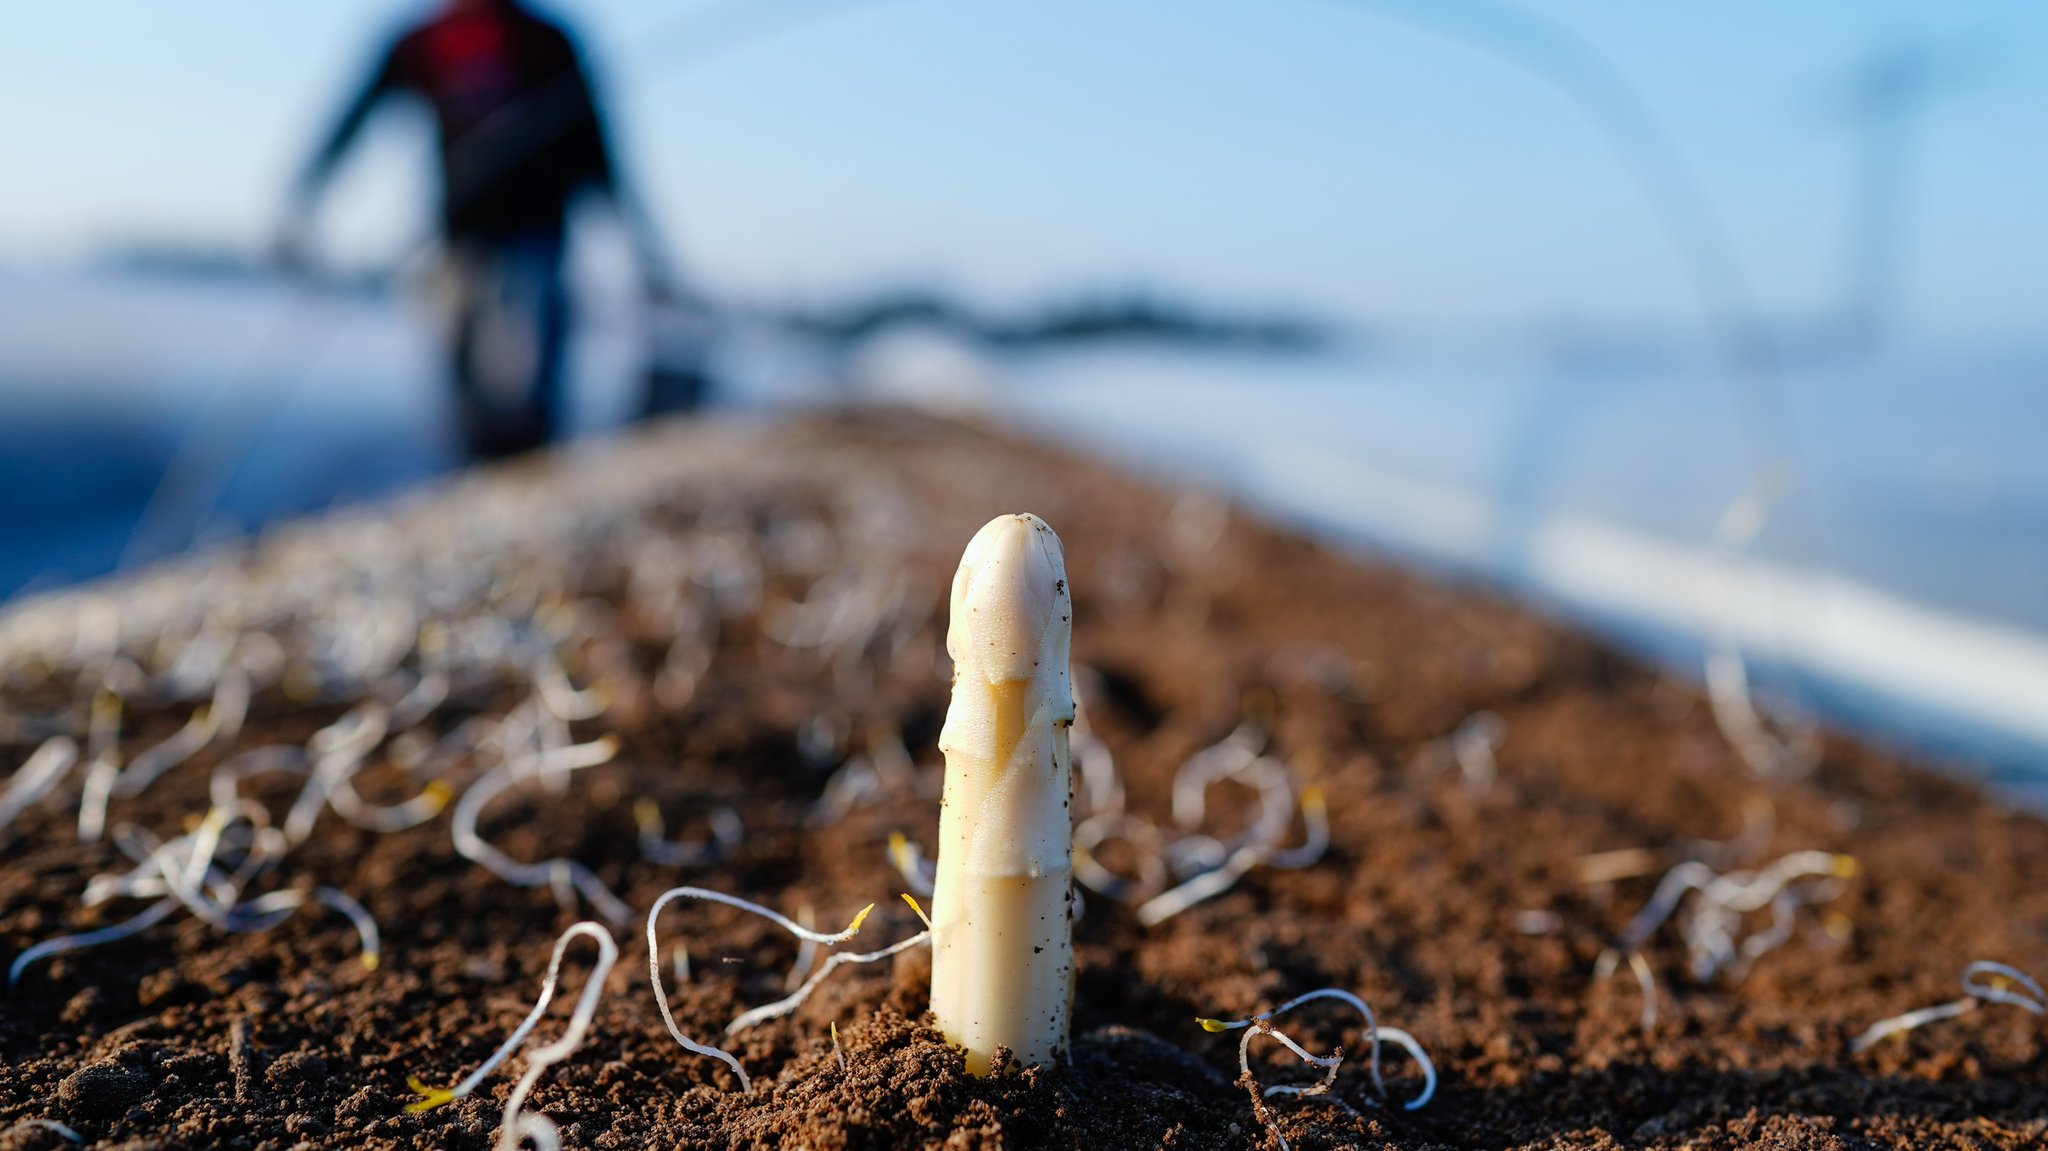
[
  {"x1": 887, "y1": 830, "x2": 909, "y2": 862},
  {"x1": 1197, "y1": 1018, "x2": 1232, "y2": 1033},
  {"x1": 831, "y1": 1021, "x2": 841, "y2": 1041},
  {"x1": 360, "y1": 953, "x2": 380, "y2": 971},
  {"x1": 422, "y1": 781, "x2": 454, "y2": 812},
  {"x1": 1833, "y1": 855, "x2": 1859, "y2": 878},
  {"x1": 1301, "y1": 785, "x2": 1326, "y2": 814},
  {"x1": 901, "y1": 893, "x2": 933, "y2": 930},
  {"x1": 404, "y1": 1076, "x2": 456, "y2": 1113},
  {"x1": 596, "y1": 734, "x2": 622, "y2": 755},
  {"x1": 632, "y1": 799, "x2": 660, "y2": 830},
  {"x1": 846, "y1": 903, "x2": 876, "y2": 933}
]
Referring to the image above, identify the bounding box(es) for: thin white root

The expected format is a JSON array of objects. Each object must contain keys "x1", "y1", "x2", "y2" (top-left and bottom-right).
[
  {"x1": 9, "y1": 898, "x2": 179, "y2": 988},
  {"x1": 634, "y1": 800, "x2": 742, "y2": 868},
  {"x1": 786, "y1": 905, "x2": 821, "y2": 991},
  {"x1": 1200, "y1": 985, "x2": 1437, "y2": 1149},
  {"x1": 1608, "y1": 850, "x2": 1855, "y2": 993},
  {"x1": 114, "y1": 683, "x2": 239, "y2": 799},
  {"x1": 209, "y1": 746, "x2": 309, "y2": 809},
  {"x1": 1450, "y1": 712, "x2": 1503, "y2": 791},
  {"x1": 1850, "y1": 961, "x2": 2045, "y2": 1053},
  {"x1": 1963, "y1": 960, "x2": 2047, "y2": 1014},
  {"x1": 643, "y1": 886, "x2": 929, "y2": 1092},
  {"x1": 284, "y1": 704, "x2": 390, "y2": 843},
  {"x1": 451, "y1": 739, "x2": 632, "y2": 925},
  {"x1": 1263, "y1": 785, "x2": 1329, "y2": 871},
  {"x1": 406, "y1": 921, "x2": 618, "y2": 1151},
  {"x1": 0, "y1": 737, "x2": 81, "y2": 831},
  {"x1": 885, "y1": 832, "x2": 937, "y2": 897},
  {"x1": 1596, "y1": 948, "x2": 1659, "y2": 1034},
  {"x1": 1705, "y1": 475, "x2": 1821, "y2": 780},
  {"x1": 726, "y1": 929, "x2": 931, "y2": 1035},
  {"x1": 1067, "y1": 721, "x2": 1324, "y2": 923},
  {"x1": 1138, "y1": 847, "x2": 1261, "y2": 927},
  {"x1": 17, "y1": 794, "x2": 381, "y2": 983},
  {"x1": 492, "y1": 924, "x2": 619, "y2": 1151},
  {"x1": 533, "y1": 653, "x2": 609, "y2": 723},
  {"x1": 1074, "y1": 814, "x2": 1169, "y2": 902},
  {"x1": 1372, "y1": 1027, "x2": 1437, "y2": 1109},
  {"x1": 1137, "y1": 774, "x2": 1326, "y2": 926},
  {"x1": 1849, "y1": 998, "x2": 1976, "y2": 1053},
  {"x1": 1629, "y1": 950, "x2": 1657, "y2": 1033},
  {"x1": 312, "y1": 886, "x2": 383, "y2": 970}
]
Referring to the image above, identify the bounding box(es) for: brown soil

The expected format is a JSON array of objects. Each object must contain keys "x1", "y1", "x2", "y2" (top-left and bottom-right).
[{"x1": 1, "y1": 411, "x2": 2044, "y2": 1151}]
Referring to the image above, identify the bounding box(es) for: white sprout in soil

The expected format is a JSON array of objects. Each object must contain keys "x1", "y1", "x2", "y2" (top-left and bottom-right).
[
  {"x1": 76, "y1": 690, "x2": 125, "y2": 843},
  {"x1": 1063, "y1": 722, "x2": 1327, "y2": 927},
  {"x1": 450, "y1": 729, "x2": 632, "y2": 925},
  {"x1": 533, "y1": 652, "x2": 609, "y2": 723},
  {"x1": 1070, "y1": 687, "x2": 1122, "y2": 817},
  {"x1": 785, "y1": 905, "x2": 822, "y2": 992},
  {"x1": 1450, "y1": 711, "x2": 1504, "y2": 792},
  {"x1": 209, "y1": 745, "x2": 310, "y2": 810},
  {"x1": 812, "y1": 727, "x2": 926, "y2": 829},
  {"x1": 317, "y1": 716, "x2": 466, "y2": 835},
  {"x1": 1136, "y1": 758, "x2": 1327, "y2": 927},
  {"x1": 1072, "y1": 813, "x2": 1170, "y2": 903},
  {"x1": 812, "y1": 756, "x2": 884, "y2": 827},
  {"x1": 1850, "y1": 961, "x2": 2046, "y2": 1053},
  {"x1": 408, "y1": 921, "x2": 618, "y2": 1151},
  {"x1": 273, "y1": 703, "x2": 456, "y2": 838},
  {"x1": 634, "y1": 799, "x2": 742, "y2": 868},
  {"x1": 644, "y1": 885, "x2": 929, "y2": 1093},
  {"x1": 9, "y1": 898, "x2": 179, "y2": 990},
  {"x1": 387, "y1": 623, "x2": 450, "y2": 729},
  {"x1": 885, "y1": 832, "x2": 937, "y2": 897},
  {"x1": 1574, "y1": 795, "x2": 1777, "y2": 885},
  {"x1": 113, "y1": 663, "x2": 250, "y2": 801},
  {"x1": 1705, "y1": 475, "x2": 1821, "y2": 781},
  {"x1": 283, "y1": 703, "x2": 393, "y2": 843},
  {"x1": 1610, "y1": 850, "x2": 1855, "y2": 982},
  {"x1": 14, "y1": 800, "x2": 382, "y2": 985},
  {"x1": 1199, "y1": 988, "x2": 1436, "y2": 1151},
  {"x1": 1591, "y1": 949, "x2": 1660, "y2": 1033},
  {"x1": 1595, "y1": 849, "x2": 1855, "y2": 1028},
  {"x1": 0, "y1": 736, "x2": 81, "y2": 831}
]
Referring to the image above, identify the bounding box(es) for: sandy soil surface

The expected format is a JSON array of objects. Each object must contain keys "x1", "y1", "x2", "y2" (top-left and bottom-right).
[{"x1": 0, "y1": 411, "x2": 2043, "y2": 1150}]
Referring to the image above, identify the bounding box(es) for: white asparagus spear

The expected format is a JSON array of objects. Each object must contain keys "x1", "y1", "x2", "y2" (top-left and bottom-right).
[{"x1": 929, "y1": 513, "x2": 1076, "y2": 1075}]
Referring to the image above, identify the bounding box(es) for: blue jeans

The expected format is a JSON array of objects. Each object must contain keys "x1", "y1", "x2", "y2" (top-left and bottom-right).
[{"x1": 447, "y1": 231, "x2": 568, "y2": 460}]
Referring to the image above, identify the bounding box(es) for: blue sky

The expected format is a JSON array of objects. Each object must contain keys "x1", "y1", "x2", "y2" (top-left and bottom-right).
[{"x1": 2, "y1": 0, "x2": 2042, "y2": 343}]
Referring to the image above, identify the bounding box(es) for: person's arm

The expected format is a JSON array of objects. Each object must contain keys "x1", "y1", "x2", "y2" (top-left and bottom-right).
[
  {"x1": 275, "y1": 38, "x2": 404, "y2": 267},
  {"x1": 564, "y1": 44, "x2": 692, "y2": 305}
]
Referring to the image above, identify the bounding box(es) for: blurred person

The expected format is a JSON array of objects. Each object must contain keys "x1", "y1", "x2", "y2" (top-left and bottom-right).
[{"x1": 279, "y1": 0, "x2": 677, "y2": 460}]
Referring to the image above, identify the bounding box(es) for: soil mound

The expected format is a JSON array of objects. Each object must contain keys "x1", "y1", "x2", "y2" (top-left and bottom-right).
[{"x1": 0, "y1": 412, "x2": 2042, "y2": 1149}]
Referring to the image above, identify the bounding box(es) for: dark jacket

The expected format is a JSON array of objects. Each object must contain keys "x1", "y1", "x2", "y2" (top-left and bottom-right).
[{"x1": 303, "y1": 2, "x2": 616, "y2": 239}]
